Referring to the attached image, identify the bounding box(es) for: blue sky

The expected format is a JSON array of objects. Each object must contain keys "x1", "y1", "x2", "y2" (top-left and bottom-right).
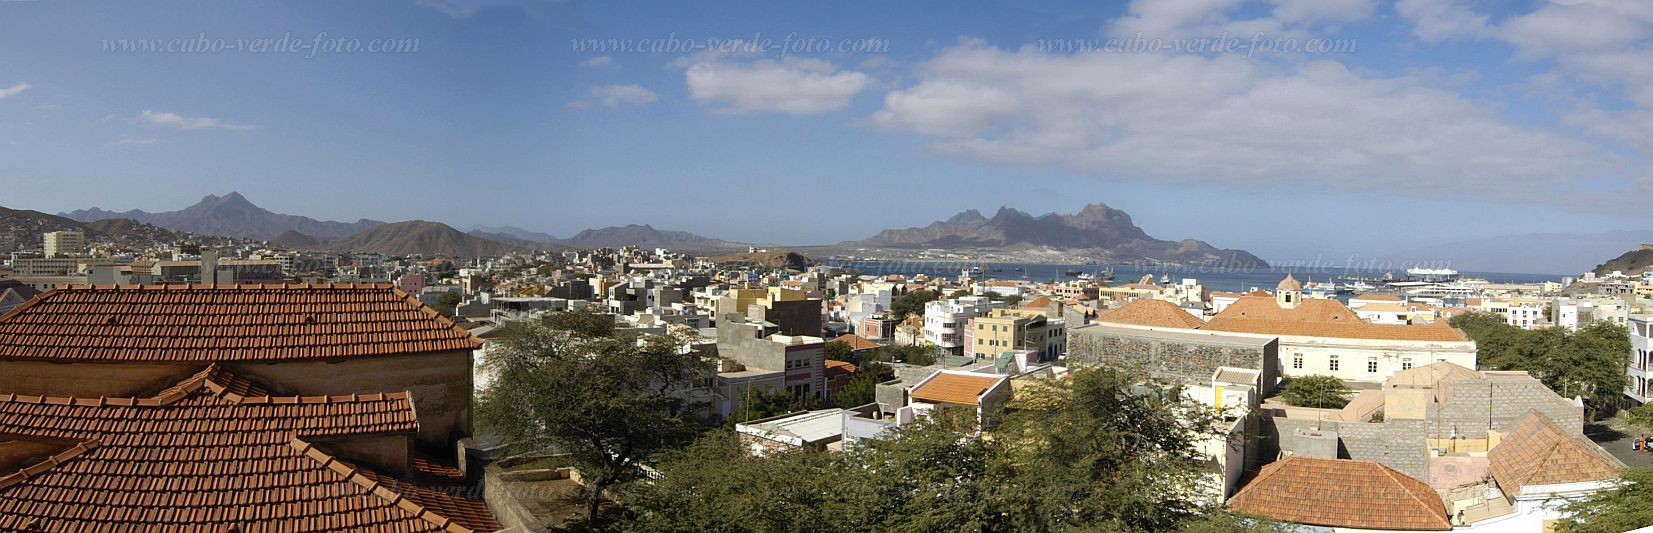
[{"x1": 2, "y1": 0, "x2": 1652, "y2": 269}]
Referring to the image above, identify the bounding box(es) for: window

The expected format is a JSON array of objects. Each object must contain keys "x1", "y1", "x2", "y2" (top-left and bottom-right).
[
  {"x1": 1367, "y1": 357, "x2": 1378, "y2": 373},
  {"x1": 1402, "y1": 358, "x2": 1413, "y2": 370},
  {"x1": 1292, "y1": 354, "x2": 1303, "y2": 369},
  {"x1": 1329, "y1": 355, "x2": 1340, "y2": 372}
]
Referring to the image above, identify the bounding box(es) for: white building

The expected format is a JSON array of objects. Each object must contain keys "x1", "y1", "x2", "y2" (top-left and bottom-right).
[
  {"x1": 923, "y1": 296, "x2": 996, "y2": 353},
  {"x1": 1628, "y1": 315, "x2": 1652, "y2": 404}
]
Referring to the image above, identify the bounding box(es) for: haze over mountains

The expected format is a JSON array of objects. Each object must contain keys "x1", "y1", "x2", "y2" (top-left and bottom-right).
[
  {"x1": 847, "y1": 204, "x2": 1269, "y2": 267},
  {"x1": 62, "y1": 192, "x2": 384, "y2": 241},
  {"x1": 326, "y1": 220, "x2": 529, "y2": 258}
]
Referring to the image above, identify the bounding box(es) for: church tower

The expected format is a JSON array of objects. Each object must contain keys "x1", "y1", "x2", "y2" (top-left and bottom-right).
[{"x1": 1276, "y1": 273, "x2": 1302, "y2": 309}]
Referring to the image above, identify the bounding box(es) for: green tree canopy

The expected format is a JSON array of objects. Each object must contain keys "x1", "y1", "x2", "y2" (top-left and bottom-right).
[
  {"x1": 432, "y1": 291, "x2": 461, "y2": 318},
  {"x1": 823, "y1": 340, "x2": 855, "y2": 362},
  {"x1": 539, "y1": 306, "x2": 617, "y2": 339},
  {"x1": 1449, "y1": 312, "x2": 1630, "y2": 419},
  {"x1": 891, "y1": 289, "x2": 941, "y2": 320},
  {"x1": 1281, "y1": 375, "x2": 1351, "y2": 409},
  {"x1": 1557, "y1": 467, "x2": 1653, "y2": 533},
  {"x1": 621, "y1": 367, "x2": 1284, "y2": 532},
  {"x1": 476, "y1": 322, "x2": 711, "y2": 524}
]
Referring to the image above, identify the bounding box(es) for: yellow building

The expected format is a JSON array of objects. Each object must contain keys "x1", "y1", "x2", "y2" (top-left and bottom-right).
[{"x1": 968, "y1": 309, "x2": 1066, "y2": 361}]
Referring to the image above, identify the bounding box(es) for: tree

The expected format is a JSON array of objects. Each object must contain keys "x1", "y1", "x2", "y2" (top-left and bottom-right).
[
  {"x1": 949, "y1": 289, "x2": 971, "y2": 299},
  {"x1": 727, "y1": 389, "x2": 818, "y2": 425},
  {"x1": 891, "y1": 289, "x2": 941, "y2": 320},
  {"x1": 476, "y1": 323, "x2": 712, "y2": 524},
  {"x1": 432, "y1": 292, "x2": 461, "y2": 317},
  {"x1": 1281, "y1": 375, "x2": 1351, "y2": 409},
  {"x1": 539, "y1": 306, "x2": 617, "y2": 339},
  {"x1": 622, "y1": 367, "x2": 1283, "y2": 532},
  {"x1": 1450, "y1": 312, "x2": 1630, "y2": 419},
  {"x1": 823, "y1": 340, "x2": 855, "y2": 362},
  {"x1": 836, "y1": 360, "x2": 894, "y2": 408},
  {"x1": 1624, "y1": 402, "x2": 1653, "y2": 434},
  {"x1": 1556, "y1": 467, "x2": 1653, "y2": 533}
]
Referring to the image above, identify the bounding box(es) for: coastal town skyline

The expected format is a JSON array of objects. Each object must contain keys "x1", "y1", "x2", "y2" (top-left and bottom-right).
[{"x1": 5, "y1": 0, "x2": 1653, "y2": 265}]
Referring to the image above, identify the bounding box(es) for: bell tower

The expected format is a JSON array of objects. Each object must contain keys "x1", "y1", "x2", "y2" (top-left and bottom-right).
[{"x1": 1276, "y1": 273, "x2": 1302, "y2": 309}]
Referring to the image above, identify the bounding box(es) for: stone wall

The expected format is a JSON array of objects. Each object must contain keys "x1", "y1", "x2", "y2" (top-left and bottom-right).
[
  {"x1": 1266, "y1": 416, "x2": 1429, "y2": 481},
  {"x1": 1426, "y1": 377, "x2": 1584, "y2": 438},
  {"x1": 1068, "y1": 326, "x2": 1275, "y2": 388}
]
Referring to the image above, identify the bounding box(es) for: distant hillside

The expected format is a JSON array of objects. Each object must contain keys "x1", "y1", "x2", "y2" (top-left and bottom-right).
[
  {"x1": 268, "y1": 230, "x2": 322, "y2": 249},
  {"x1": 1378, "y1": 230, "x2": 1653, "y2": 275},
  {"x1": 0, "y1": 205, "x2": 90, "y2": 253},
  {"x1": 83, "y1": 218, "x2": 191, "y2": 248},
  {"x1": 1591, "y1": 246, "x2": 1653, "y2": 276},
  {"x1": 327, "y1": 220, "x2": 526, "y2": 257},
  {"x1": 562, "y1": 224, "x2": 738, "y2": 249},
  {"x1": 472, "y1": 230, "x2": 562, "y2": 251},
  {"x1": 708, "y1": 250, "x2": 812, "y2": 270},
  {"x1": 470, "y1": 225, "x2": 561, "y2": 243},
  {"x1": 63, "y1": 192, "x2": 384, "y2": 240},
  {"x1": 847, "y1": 204, "x2": 1267, "y2": 267}
]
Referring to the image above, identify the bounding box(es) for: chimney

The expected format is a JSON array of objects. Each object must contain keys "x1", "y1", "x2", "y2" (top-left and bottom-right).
[{"x1": 201, "y1": 248, "x2": 219, "y2": 287}]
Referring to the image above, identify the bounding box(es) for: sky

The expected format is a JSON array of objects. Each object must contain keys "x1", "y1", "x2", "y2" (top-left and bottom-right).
[{"x1": 2, "y1": 0, "x2": 1652, "y2": 271}]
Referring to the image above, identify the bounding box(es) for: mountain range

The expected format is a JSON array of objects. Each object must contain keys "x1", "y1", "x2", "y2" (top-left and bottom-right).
[
  {"x1": 0, "y1": 206, "x2": 203, "y2": 252},
  {"x1": 846, "y1": 204, "x2": 1267, "y2": 267},
  {"x1": 468, "y1": 223, "x2": 740, "y2": 249},
  {"x1": 62, "y1": 192, "x2": 385, "y2": 241},
  {"x1": 326, "y1": 220, "x2": 530, "y2": 258}
]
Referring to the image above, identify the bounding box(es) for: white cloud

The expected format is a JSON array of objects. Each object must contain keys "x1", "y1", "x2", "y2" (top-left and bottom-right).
[
  {"x1": 138, "y1": 110, "x2": 255, "y2": 131},
  {"x1": 114, "y1": 134, "x2": 163, "y2": 146},
  {"x1": 581, "y1": 56, "x2": 616, "y2": 69},
  {"x1": 589, "y1": 84, "x2": 658, "y2": 107},
  {"x1": 416, "y1": 0, "x2": 474, "y2": 18},
  {"x1": 1501, "y1": 2, "x2": 1650, "y2": 55},
  {"x1": 1395, "y1": 0, "x2": 1494, "y2": 42},
  {"x1": 0, "y1": 82, "x2": 30, "y2": 99},
  {"x1": 870, "y1": 42, "x2": 1612, "y2": 207},
  {"x1": 1267, "y1": 0, "x2": 1377, "y2": 24},
  {"x1": 684, "y1": 57, "x2": 874, "y2": 115}
]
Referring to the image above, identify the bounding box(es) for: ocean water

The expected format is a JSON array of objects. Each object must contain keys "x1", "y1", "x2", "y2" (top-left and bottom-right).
[{"x1": 819, "y1": 260, "x2": 1562, "y2": 294}]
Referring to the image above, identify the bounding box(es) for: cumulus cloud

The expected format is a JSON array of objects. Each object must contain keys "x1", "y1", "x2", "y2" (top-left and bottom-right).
[
  {"x1": 684, "y1": 57, "x2": 873, "y2": 115},
  {"x1": 138, "y1": 110, "x2": 255, "y2": 131},
  {"x1": 0, "y1": 82, "x2": 30, "y2": 99},
  {"x1": 1395, "y1": 0, "x2": 1494, "y2": 42},
  {"x1": 870, "y1": 42, "x2": 1611, "y2": 206},
  {"x1": 114, "y1": 134, "x2": 163, "y2": 146},
  {"x1": 581, "y1": 56, "x2": 616, "y2": 69},
  {"x1": 1266, "y1": 0, "x2": 1377, "y2": 24},
  {"x1": 589, "y1": 84, "x2": 658, "y2": 107}
]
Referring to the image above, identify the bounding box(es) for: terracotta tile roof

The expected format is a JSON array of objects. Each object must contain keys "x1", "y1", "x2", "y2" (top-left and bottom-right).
[
  {"x1": 1216, "y1": 296, "x2": 1361, "y2": 322},
  {"x1": 1018, "y1": 296, "x2": 1054, "y2": 309},
  {"x1": 1095, "y1": 299, "x2": 1204, "y2": 329},
  {"x1": 824, "y1": 359, "x2": 857, "y2": 378},
  {"x1": 0, "y1": 366, "x2": 498, "y2": 532},
  {"x1": 0, "y1": 284, "x2": 484, "y2": 362},
  {"x1": 910, "y1": 372, "x2": 1004, "y2": 406},
  {"x1": 1489, "y1": 412, "x2": 1625, "y2": 495},
  {"x1": 1353, "y1": 294, "x2": 1403, "y2": 302},
  {"x1": 1227, "y1": 456, "x2": 1450, "y2": 530},
  {"x1": 1201, "y1": 316, "x2": 1468, "y2": 342},
  {"x1": 829, "y1": 334, "x2": 880, "y2": 351}
]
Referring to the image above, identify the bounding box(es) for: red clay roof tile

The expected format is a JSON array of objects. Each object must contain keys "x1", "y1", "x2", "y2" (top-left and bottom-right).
[
  {"x1": 0, "y1": 368, "x2": 498, "y2": 532},
  {"x1": 0, "y1": 284, "x2": 483, "y2": 362}
]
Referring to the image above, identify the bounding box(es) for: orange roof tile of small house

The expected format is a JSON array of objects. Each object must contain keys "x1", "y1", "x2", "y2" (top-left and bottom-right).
[
  {"x1": 0, "y1": 365, "x2": 498, "y2": 532},
  {"x1": 829, "y1": 334, "x2": 880, "y2": 351},
  {"x1": 1095, "y1": 299, "x2": 1204, "y2": 329},
  {"x1": 1227, "y1": 456, "x2": 1450, "y2": 531},
  {"x1": 1489, "y1": 412, "x2": 1625, "y2": 495},
  {"x1": 910, "y1": 372, "x2": 1004, "y2": 406},
  {"x1": 0, "y1": 284, "x2": 484, "y2": 362}
]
